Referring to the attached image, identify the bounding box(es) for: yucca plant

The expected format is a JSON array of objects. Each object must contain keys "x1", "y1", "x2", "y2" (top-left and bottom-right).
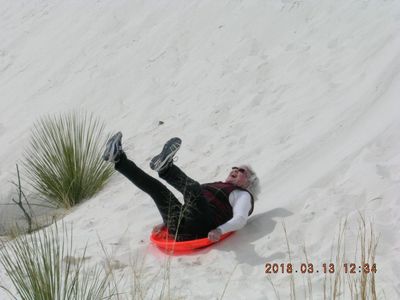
[
  {"x1": 23, "y1": 111, "x2": 114, "y2": 208},
  {"x1": 0, "y1": 223, "x2": 117, "y2": 300}
]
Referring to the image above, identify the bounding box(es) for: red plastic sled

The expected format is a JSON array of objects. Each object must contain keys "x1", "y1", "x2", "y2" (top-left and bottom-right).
[{"x1": 150, "y1": 227, "x2": 234, "y2": 253}]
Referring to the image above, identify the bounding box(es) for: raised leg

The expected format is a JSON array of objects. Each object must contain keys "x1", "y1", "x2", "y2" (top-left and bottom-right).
[{"x1": 115, "y1": 153, "x2": 183, "y2": 234}]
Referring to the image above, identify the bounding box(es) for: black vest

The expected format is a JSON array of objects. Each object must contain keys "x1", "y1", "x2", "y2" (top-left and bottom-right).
[{"x1": 200, "y1": 181, "x2": 254, "y2": 227}]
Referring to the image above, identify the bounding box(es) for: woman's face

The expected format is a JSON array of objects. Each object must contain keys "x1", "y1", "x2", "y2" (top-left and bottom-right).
[{"x1": 225, "y1": 166, "x2": 250, "y2": 188}]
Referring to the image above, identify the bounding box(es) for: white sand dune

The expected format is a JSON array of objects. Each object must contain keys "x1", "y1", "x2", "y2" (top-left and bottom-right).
[{"x1": 1, "y1": 0, "x2": 399, "y2": 299}]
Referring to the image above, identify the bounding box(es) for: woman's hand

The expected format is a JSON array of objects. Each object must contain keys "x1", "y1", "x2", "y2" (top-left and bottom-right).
[{"x1": 208, "y1": 228, "x2": 222, "y2": 242}]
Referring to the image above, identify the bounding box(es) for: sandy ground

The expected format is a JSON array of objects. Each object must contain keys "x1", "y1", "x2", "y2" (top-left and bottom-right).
[{"x1": 0, "y1": 0, "x2": 399, "y2": 299}]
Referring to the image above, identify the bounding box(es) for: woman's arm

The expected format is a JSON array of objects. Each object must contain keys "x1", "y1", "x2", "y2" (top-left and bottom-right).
[{"x1": 208, "y1": 190, "x2": 252, "y2": 240}]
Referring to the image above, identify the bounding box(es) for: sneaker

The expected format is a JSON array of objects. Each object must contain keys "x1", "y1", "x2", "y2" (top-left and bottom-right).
[
  {"x1": 150, "y1": 137, "x2": 182, "y2": 172},
  {"x1": 103, "y1": 131, "x2": 123, "y2": 163}
]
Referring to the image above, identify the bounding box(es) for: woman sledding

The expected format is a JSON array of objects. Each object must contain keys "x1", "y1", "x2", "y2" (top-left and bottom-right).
[{"x1": 102, "y1": 132, "x2": 259, "y2": 242}]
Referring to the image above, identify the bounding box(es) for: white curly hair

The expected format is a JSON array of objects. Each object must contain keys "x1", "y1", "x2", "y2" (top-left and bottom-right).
[{"x1": 239, "y1": 164, "x2": 261, "y2": 200}]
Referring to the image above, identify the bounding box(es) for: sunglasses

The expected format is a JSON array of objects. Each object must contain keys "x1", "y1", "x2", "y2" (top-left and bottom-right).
[{"x1": 232, "y1": 167, "x2": 247, "y2": 174}]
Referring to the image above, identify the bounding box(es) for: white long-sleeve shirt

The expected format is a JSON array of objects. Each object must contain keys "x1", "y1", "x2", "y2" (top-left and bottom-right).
[{"x1": 217, "y1": 190, "x2": 252, "y2": 234}]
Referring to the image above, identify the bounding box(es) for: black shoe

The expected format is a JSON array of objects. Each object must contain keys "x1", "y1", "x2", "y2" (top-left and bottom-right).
[
  {"x1": 103, "y1": 132, "x2": 123, "y2": 163},
  {"x1": 150, "y1": 137, "x2": 182, "y2": 172}
]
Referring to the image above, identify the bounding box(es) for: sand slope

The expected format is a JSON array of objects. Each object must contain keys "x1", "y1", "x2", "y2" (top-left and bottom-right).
[{"x1": 1, "y1": 0, "x2": 399, "y2": 299}]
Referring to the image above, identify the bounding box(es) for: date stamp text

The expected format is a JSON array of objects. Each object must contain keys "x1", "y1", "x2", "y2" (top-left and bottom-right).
[{"x1": 265, "y1": 263, "x2": 377, "y2": 274}]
